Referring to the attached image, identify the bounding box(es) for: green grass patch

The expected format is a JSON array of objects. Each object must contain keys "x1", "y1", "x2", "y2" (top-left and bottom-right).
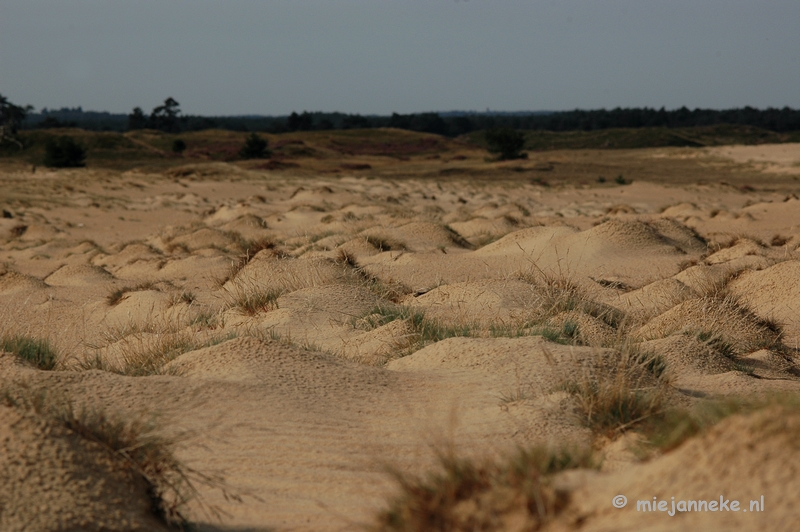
[{"x1": 1, "y1": 335, "x2": 57, "y2": 370}]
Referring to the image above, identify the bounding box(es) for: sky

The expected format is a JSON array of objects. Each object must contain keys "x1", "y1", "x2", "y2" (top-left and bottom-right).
[{"x1": 1, "y1": 1, "x2": 799, "y2": 116}]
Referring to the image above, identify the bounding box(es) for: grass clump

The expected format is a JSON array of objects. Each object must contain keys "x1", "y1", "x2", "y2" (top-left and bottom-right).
[
  {"x1": 229, "y1": 286, "x2": 284, "y2": 316},
  {"x1": 355, "y1": 305, "x2": 477, "y2": 353},
  {"x1": 560, "y1": 348, "x2": 670, "y2": 438},
  {"x1": 375, "y1": 445, "x2": 596, "y2": 531},
  {"x1": 517, "y1": 270, "x2": 625, "y2": 328},
  {"x1": 1, "y1": 335, "x2": 58, "y2": 370}
]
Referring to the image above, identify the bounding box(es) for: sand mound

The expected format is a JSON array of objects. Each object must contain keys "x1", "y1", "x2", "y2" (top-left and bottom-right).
[
  {"x1": 219, "y1": 214, "x2": 271, "y2": 241},
  {"x1": 727, "y1": 260, "x2": 800, "y2": 343},
  {"x1": 169, "y1": 227, "x2": 237, "y2": 251},
  {"x1": 167, "y1": 336, "x2": 394, "y2": 393},
  {"x1": 474, "y1": 225, "x2": 578, "y2": 256},
  {"x1": 359, "y1": 221, "x2": 467, "y2": 252},
  {"x1": 0, "y1": 269, "x2": 47, "y2": 293},
  {"x1": 648, "y1": 217, "x2": 707, "y2": 253},
  {"x1": 640, "y1": 335, "x2": 735, "y2": 377},
  {"x1": 580, "y1": 220, "x2": 681, "y2": 253},
  {"x1": 387, "y1": 336, "x2": 612, "y2": 396},
  {"x1": 276, "y1": 284, "x2": 382, "y2": 320},
  {"x1": 44, "y1": 264, "x2": 115, "y2": 287},
  {"x1": 341, "y1": 319, "x2": 415, "y2": 365},
  {"x1": 634, "y1": 297, "x2": 780, "y2": 354},
  {"x1": 226, "y1": 254, "x2": 354, "y2": 294},
  {"x1": 546, "y1": 311, "x2": 617, "y2": 346},
  {"x1": 565, "y1": 405, "x2": 800, "y2": 531},
  {"x1": 411, "y1": 279, "x2": 547, "y2": 325},
  {"x1": 0, "y1": 405, "x2": 167, "y2": 532},
  {"x1": 104, "y1": 289, "x2": 174, "y2": 327},
  {"x1": 611, "y1": 278, "x2": 695, "y2": 320}
]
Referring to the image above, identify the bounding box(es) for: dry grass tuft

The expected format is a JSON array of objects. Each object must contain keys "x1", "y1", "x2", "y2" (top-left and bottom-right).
[
  {"x1": 214, "y1": 236, "x2": 286, "y2": 287},
  {"x1": 375, "y1": 444, "x2": 597, "y2": 531},
  {"x1": 106, "y1": 282, "x2": 158, "y2": 306},
  {"x1": 334, "y1": 249, "x2": 412, "y2": 303},
  {"x1": 365, "y1": 234, "x2": 408, "y2": 252},
  {"x1": 224, "y1": 278, "x2": 284, "y2": 316},
  {"x1": 517, "y1": 270, "x2": 626, "y2": 329},
  {"x1": 560, "y1": 346, "x2": 670, "y2": 438}
]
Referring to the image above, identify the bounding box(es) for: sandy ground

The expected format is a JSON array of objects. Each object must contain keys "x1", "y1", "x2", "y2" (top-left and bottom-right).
[{"x1": 2, "y1": 142, "x2": 800, "y2": 531}]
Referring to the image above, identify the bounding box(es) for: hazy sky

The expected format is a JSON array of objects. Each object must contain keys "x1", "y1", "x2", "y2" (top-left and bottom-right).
[{"x1": 2, "y1": 1, "x2": 799, "y2": 116}]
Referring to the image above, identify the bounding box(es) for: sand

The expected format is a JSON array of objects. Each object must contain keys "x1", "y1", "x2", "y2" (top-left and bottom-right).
[{"x1": 1, "y1": 140, "x2": 800, "y2": 530}]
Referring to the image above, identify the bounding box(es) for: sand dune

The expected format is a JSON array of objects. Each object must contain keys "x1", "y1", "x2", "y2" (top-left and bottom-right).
[{"x1": 1, "y1": 143, "x2": 800, "y2": 530}]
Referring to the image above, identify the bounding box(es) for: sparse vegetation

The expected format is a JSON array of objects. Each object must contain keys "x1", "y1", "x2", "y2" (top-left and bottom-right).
[{"x1": 1, "y1": 334, "x2": 58, "y2": 370}]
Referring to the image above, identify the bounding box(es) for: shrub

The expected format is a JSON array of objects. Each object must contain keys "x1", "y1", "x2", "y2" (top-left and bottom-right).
[
  {"x1": 239, "y1": 133, "x2": 270, "y2": 159},
  {"x1": 172, "y1": 139, "x2": 187, "y2": 153},
  {"x1": 1, "y1": 335, "x2": 57, "y2": 370},
  {"x1": 485, "y1": 128, "x2": 527, "y2": 160},
  {"x1": 43, "y1": 136, "x2": 86, "y2": 167}
]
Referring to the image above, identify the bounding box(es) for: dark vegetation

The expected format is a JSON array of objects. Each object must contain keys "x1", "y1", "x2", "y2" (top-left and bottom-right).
[
  {"x1": 485, "y1": 128, "x2": 527, "y2": 160},
  {"x1": 171, "y1": 139, "x2": 187, "y2": 154},
  {"x1": 239, "y1": 133, "x2": 270, "y2": 159},
  {"x1": 14, "y1": 93, "x2": 800, "y2": 138},
  {"x1": 43, "y1": 135, "x2": 87, "y2": 167},
  {"x1": 2, "y1": 93, "x2": 800, "y2": 167}
]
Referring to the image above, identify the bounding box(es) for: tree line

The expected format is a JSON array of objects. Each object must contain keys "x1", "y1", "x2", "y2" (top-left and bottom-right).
[{"x1": 8, "y1": 94, "x2": 800, "y2": 137}]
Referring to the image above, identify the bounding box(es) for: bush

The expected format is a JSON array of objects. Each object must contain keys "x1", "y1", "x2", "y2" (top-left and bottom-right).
[
  {"x1": 43, "y1": 136, "x2": 86, "y2": 167},
  {"x1": 172, "y1": 139, "x2": 187, "y2": 154},
  {"x1": 239, "y1": 133, "x2": 270, "y2": 159},
  {"x1": 485, "y1": 128, "x2": 527, "y2": 160}
]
